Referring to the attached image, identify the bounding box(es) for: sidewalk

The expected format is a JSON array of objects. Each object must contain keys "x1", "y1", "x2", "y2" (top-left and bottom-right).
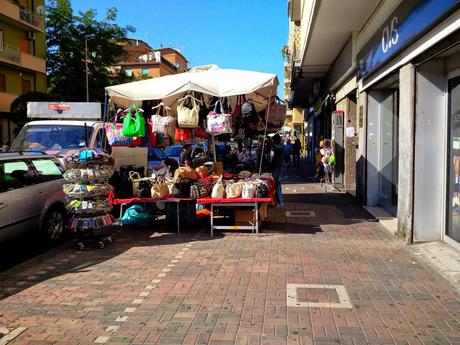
[{"x1": 0, "y1": 162, "x2": 459, "y2": 344}]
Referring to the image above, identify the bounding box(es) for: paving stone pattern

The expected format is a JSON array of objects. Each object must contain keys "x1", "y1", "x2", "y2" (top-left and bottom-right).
[{"x1": 0, "y1": 180, "x2": 459, "y2": 344}]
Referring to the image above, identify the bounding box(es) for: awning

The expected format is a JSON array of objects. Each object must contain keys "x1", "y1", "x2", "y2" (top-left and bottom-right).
[{"x1": 105, "y1": 65, "x2": 279, "y2": 112}]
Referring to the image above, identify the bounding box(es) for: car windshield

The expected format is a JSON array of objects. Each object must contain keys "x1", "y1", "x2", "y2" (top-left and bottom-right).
[
  {"x1": 10, "y1": 125, "x2": 94, "y2": 152},
  {"x1": 164, "y1": 146, "x2": 183, "y2": 157}
]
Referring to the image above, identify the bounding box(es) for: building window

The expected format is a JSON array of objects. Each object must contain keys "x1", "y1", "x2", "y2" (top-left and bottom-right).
[
  {"x1": 21, "y1": 79, "x2": 31, "y2": 93},
  {"x1": 0, "y1": 30, "x2": 3, "y2": 51},
  {"x1": 0, "y1": 74, "x2": 5, "y2": 92},
  {"x1": 124, "y1": 68, "x2": 132, "y2": 77},
  {"x1": 142, "y1": 68, "x2": 149, "y2": 76}
]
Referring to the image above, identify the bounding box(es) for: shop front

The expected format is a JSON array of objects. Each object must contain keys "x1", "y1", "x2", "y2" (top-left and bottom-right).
[{"x1": 357, "y1": 0, "x2": 460, "y2": 245}]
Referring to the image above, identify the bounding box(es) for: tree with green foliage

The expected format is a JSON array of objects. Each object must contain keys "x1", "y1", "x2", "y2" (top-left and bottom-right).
[
  {"x1": 10, "y1": 91, "x2": 56, "y2": 129},
  {"x1": 46, "y1": 0, "x2": 135, "y2": 102}
]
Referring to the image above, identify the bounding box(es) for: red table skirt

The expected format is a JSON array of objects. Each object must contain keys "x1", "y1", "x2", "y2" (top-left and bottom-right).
[{"x1": 196, "y1": 197, "x2": 273, "y2": 205}]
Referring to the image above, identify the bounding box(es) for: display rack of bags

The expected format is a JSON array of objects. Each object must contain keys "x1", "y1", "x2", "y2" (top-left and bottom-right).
[{"x1": 63, "y1": 148, "x2": 115, "y2": 249}]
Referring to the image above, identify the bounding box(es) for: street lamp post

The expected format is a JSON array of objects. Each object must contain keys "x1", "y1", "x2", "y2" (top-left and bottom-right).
[{"x1": 85, "y1": 35, "x2": 90, "y2": 102}]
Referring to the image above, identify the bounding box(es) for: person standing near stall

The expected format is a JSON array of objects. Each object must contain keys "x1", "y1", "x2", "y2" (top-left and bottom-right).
[
  {"x1": 271, "y1": 134, "x2": 285, "y2": 207},
  {"x1": 292, "y1": 138, "x2": 301, "y2": 168},
  {"x1": 284, "y1": 139, "x2": 292, "y2": 166}
]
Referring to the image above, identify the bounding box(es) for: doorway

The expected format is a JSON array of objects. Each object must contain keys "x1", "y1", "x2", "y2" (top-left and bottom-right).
[{"x1": 447, "y1": 75, "x2": 460, "y2": 243}]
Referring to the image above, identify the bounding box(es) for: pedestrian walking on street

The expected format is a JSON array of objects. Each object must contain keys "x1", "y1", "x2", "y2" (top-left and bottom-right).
[
  {"x1": 284, "y1": 140, "x2": 292, "y2": 166},
  {"x1": 272, "y1": 134, "x2": 285, "y2": 207},
  {"x1": 292, "y1": 138, "x2": 301, "y2": 168}
]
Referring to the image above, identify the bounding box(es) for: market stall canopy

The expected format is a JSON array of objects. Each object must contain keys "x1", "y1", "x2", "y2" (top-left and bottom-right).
[{"x1": 105, "y1": 65, "x2": 279, "y2": 111}]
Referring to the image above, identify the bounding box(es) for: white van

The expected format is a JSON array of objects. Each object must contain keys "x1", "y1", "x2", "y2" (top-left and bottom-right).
[{"x1": 9, "y1": 102, "x2": 109, "y2": 160}]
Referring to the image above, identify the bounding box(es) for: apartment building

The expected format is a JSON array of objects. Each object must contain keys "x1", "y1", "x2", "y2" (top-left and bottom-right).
[
  {"x1": 113, "y1": 39, "x2": 188, "y2": 80},
  {"x1": 0, "y1": 0, "x2": 46, "y2": 146},
  {"x1": 286, "y1": 0, "x2": 460, "y2": 249}
]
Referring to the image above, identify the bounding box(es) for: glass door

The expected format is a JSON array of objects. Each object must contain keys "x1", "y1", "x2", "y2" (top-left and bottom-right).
[
  {"x1": 447, "y1": 75, "x2": 460, "y2": 243},
  {"x1": 379, "y1": 89, "x2": 399, "y2": 216}
]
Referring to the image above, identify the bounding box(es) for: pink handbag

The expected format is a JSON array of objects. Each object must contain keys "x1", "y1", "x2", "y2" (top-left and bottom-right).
[{"x1": 206, "y1": 100, "x2": 232, "y2": 134}]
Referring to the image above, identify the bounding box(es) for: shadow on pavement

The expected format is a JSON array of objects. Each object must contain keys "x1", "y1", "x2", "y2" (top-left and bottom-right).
[{"x1": 0, "y1": 223, "x2": 213, "y2": 301}]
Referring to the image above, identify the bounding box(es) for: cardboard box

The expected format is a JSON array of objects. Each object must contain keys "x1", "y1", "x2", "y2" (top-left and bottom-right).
[
  {"x1": 259, "y1": 203, "x2": 268, "y2": 221},
  {"x1": 235, "y1": 209, "x2": 255, "y2": 224}
]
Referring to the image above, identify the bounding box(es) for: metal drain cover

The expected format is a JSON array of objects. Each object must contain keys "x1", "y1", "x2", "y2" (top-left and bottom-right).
[{"x1": 285, "y1": 211, "x2": 316, "y2": 218}]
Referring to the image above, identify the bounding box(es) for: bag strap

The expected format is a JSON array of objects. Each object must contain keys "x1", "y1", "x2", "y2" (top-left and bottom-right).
[{"x1": 129, "y1": 171, "x2": 141, "y2": 180}]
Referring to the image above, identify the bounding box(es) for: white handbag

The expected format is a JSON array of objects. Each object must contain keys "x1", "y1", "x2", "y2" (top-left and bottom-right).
[
  {"x1": 225, "y1": 182, "x2": 243, "y2": 198},
  {"x1": 211, "y1": 176, "x2": 224, "y2": 198},
  {"x1": 242, "y1": 181, "x2": 256, "y2": 199},
  {"x1": 177, "y1": 97, "x2": 199, "y2": 128},
  {"x1": 151, "y1": 107, "x2": 175, "y2": 136}
]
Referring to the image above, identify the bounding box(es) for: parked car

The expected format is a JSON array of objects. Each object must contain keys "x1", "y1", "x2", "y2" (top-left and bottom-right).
[
  {"x1": 164, "y1": 145, "x2": 183, "y2": 164},
  {"x1": 147, "y1": 147, "x2": 167, "y2": 172},
  {"x1": 0, "y1": 152, "x2": 67, "y2": 243}
]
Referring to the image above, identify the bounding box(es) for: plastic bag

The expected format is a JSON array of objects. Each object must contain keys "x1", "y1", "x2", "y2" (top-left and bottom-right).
[{"x1": 121, "y1": 205, "x2": 154, "y2": 227}]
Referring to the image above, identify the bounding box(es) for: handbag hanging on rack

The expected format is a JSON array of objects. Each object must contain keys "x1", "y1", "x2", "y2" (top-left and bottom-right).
[
  {"x1": 206, "y1": 100, "x2": 233, "y2": 134},
  {"x1": 267, "y1": 97, "x2": 287, "y2": 127},
  {"x1": 122, "y1": 105, "x2": 146, "y2": 138},
  {"x1": 175, "y1": 128, "x2": 192, "y2": 142},
  {"x1": 105, "y1": 112, "x2": 142, "y2": 147},
  {"x1": 194, "y1": 127, "x2": 208, "y2": 138},
  {"x1": 233, "y1": 95, "x2": 244, "y2": 118},
  {"x1": 150, "y1": 105, "x2": 175, "y2": 137},
  {"x1": 177, "y1": 95, "x2": 199, "y2": 128},
  {"x1": 196, "y1": 92, "x2": 208, "y2": 127}
]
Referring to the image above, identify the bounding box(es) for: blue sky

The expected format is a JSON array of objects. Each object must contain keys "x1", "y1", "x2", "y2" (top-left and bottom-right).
[{"x1": 70, "y1": 0, "x2": 288, "y2": 97}]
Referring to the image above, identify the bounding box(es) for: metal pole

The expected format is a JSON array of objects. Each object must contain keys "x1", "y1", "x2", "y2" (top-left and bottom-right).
[
  {"x1": 85, "y1": 36, "x2": 89, "y2": 102},
  {"x1": 258, "y1": 90, "x2": 273, "y2": 175}
]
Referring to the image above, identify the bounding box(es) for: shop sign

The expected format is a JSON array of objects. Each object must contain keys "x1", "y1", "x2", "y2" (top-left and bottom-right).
[
  {"x1": 357, "y1": 0, "x2": 460, "y2": 79},
  {"x1": 48, "y1": 103, "x2": 71, "y2": 111}
]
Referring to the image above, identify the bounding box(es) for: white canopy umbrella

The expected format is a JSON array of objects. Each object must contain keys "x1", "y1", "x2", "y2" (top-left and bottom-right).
[
  {"x1": 105, "y1": 65, "x2": 280, "y2": 171},
  {"x1": 105, "y1": 65, "x2": 278, "y2": 111}
]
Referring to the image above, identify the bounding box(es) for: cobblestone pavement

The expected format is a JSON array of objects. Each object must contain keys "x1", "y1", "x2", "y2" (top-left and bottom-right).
[{"x1": 0, "y1": 179, "x2": 460, "y2": 344}]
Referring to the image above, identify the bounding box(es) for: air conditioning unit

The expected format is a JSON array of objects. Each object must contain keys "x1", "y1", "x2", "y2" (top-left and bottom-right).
[{"x1": 27, "y1": 31, "x2": 36, "y2": 40}]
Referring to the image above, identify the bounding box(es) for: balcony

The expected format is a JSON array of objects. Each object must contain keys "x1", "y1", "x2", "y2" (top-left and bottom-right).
[
  {"x1": 0, "y1": 0, "x2": 45, "y2": 32},
  {"x1": 0, "y1": 43, "x2": 21, "y2": 63},
  {"x1": 0, "y1": 42, "x2": 45, "y2": 73},
  {"x1": 19, "y1": 7, "x2": 45, "y2": 31},
  {"x1": 21, "y1": 51, "x2": 45, "y2": 73}
]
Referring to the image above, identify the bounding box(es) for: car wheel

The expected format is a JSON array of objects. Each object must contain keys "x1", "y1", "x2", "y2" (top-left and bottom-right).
[{"x1": 43, "y1": 207, "x2": 66, "y2": 241}]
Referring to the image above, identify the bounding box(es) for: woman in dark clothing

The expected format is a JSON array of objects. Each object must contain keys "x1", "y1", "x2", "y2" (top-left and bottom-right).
[{"x1": 292, "y1": 138, "x2": 301, "y2": 168}]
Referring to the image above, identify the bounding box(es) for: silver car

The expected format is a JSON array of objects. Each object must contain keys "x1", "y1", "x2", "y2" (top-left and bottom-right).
[{"x1": 0, "y1": 152, "x2": 66, "y2": 242}]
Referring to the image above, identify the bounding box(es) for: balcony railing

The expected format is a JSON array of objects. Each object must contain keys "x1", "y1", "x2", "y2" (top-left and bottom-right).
[
  {"x1": 0, "y1": 43, "x2": 21, "y2": 63},
  {"x1": 19, "y1": 7, "x2": 44, "y2": 30}
]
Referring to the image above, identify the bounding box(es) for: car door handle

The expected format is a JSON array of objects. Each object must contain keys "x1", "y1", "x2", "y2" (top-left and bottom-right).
[{"x1": 0, "y1": 203, "x2": 7, "y2": 210}]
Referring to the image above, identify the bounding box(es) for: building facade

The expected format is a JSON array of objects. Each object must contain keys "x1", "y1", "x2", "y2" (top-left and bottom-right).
[
  {"x1": 0, "y1": 0, "x2": 46, "y2": 146},
  {"x1": 113, "y1": 39, "x2": 188, "y2": 80},
  {"x1": 286, "y1": 0, "x2": 460, "y2": 250}
]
